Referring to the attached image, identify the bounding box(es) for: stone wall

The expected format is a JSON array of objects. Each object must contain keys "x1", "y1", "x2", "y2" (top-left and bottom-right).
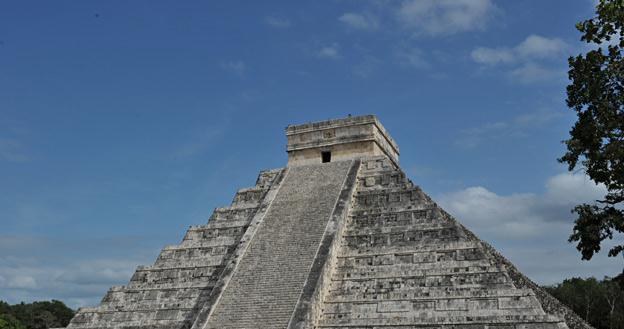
[{"x1": 286, "y1": 115, "x2": 399, "y2": 166}]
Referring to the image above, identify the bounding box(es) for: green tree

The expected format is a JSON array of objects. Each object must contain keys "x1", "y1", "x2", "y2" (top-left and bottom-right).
[
  {"x1": 0, "y1": 300, "x2": 74, "y2": 329},
  {"x1": 545, "y1": 276, "x2": 624, "y2": 329},
  {"x1": 601, "y1": 279, "x2": 623, "y2": 329},
  {"x1": 0, "y1": 314, "x2": 26, "y2": 329},
  {"x1": 562, "y1": 0, "x2": 624, "y2": 269}
]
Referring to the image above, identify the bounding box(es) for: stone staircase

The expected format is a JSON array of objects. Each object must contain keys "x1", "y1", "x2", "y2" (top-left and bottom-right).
[
  {"x1": 65, "y1": 169, "x2": 284, "y2": 329},
  {"x1": 203, "y1": 160, "x2": 358, "y2": 329}
]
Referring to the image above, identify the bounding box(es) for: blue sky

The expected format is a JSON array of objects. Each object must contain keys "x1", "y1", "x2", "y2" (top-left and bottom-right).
[{"x1": 1, "y1": 0, "x2": 621, "y2": 308}]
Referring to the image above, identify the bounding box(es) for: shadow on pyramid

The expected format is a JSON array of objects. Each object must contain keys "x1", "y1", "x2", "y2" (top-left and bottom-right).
[{"x1": 62, "y1": 115, "x2": 592, "y2": 329}]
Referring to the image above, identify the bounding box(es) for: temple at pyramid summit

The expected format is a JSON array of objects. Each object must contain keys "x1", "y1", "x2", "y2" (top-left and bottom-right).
[{"x1": 63, "y1": 115, "x2": 592, "y2": 329}]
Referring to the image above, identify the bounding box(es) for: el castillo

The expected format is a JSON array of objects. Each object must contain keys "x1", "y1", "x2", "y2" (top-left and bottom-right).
[
  {"x1": 3, "y1": 1, "x2": 624, "y2": 329},
  {"x1": 57, "y1": 115, "x2": 591, "y2": 329}
]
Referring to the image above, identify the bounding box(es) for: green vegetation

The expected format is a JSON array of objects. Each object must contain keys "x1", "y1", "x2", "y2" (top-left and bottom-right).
[
  {"x1": 0, "y1": 300, "x2": 74, "y2": 329},
  {"x1": 544, "y1": 276, "x2": 624, "y2": 329},
  {"x1": 562, "y1": 0, "x2": 624, "y2": 265}
]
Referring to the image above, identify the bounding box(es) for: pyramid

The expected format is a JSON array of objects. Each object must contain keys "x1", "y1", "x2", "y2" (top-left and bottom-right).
[{"x1": 63, "y1": 115, "x2": 592, "y2": 329}]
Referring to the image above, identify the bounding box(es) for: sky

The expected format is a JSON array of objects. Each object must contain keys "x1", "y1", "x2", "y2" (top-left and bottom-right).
[{"x1": 1, "y1": 0, "x2": 622, "y2": 309}]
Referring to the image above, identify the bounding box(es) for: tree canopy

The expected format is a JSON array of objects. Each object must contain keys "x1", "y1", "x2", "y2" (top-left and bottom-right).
[
  {"x1": 544, "y1": 276, "x2": 624, "y2": 329},
  {"x1": 562, "y1": 0, "x2": 624, "y2": 267},
  {"x1": 0, "y1": 300, "x2": 74, "y2": 329}
]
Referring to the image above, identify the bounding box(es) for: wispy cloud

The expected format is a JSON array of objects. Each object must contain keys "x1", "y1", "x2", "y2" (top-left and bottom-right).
[
  {"x1": 220, "y1": 60, "x2": 246, "y2": 77},
  {"x1": 339, "y1": 12, "x2": 379, "y2": 31},
  {"x1": 472, "y1": 35, "x2": 568, "y2": 64},
  {"x1": 396, "y1": 46, "x2": 430, "y2": 69},
  {"x1": 396, "y1": 0, "x2": 497, "y2": 36},
  {"x1": 509, "y1": 62, "x2": 564, "y2": 84},
  {"x1": 471, "y1": 47, "x2": 516, "y2": 65},
  {"x1": 471, "y1": 34, "x2": 568, "y2": 83},
  {"x1": 352, "y1": 55, "x2": 380, "y2": 78},
  {"x1": 174, "y1": 125, "x2": 225, "y2": 159},
  {"x1": 317, "y1": 43, "x2": 341, "y2": 60},
  {"x1": 0, "y1": 138, "x2": 30, "y2": 162},
  {"x1": 455, "y1": 109, "x2": 561, "y2": 149},
  {"x1": 264, "y1": 16, "x2": 291, "y2": 28}
]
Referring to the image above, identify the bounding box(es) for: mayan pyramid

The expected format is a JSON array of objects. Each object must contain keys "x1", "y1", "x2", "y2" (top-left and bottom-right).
[{"x1": 63, "y1": 115, "x2": 592, "y2": 329}]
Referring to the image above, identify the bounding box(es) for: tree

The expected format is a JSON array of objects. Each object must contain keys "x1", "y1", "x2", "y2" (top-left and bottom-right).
[
  {"x1": 0, "y1": 300, "x2": 74, "y2": 329},
  {"x1": 601, "y1": 279, "x2": 623, "y2": 329},
  {"x1": 544, "y1": 276, "x2": 624, "y2": 329},
  {"x1": 562, "y1": 0, "x2": 624, "y2": 269},
  {"x1": 0, "y1": 314, "x2": 26, "y2": 329}
]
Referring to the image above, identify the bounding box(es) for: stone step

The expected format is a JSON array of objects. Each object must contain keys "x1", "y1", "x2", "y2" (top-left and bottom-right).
[
  {"x1": 332, "y1": 264, "x2": 501, "y2": 280},
  {"x1": 324, "y1": 287, "x2": 536, "y2": 303},
  {"x1": 344, "y1": 223, "x2": 458, "y2": 236},
  {"x1": 341, "y1": 228, "x2": 467, "y2": 249},
  {"x1": 229, "y1": 187, "x2": 265, "y2": 208},
  {"x1": 317, "y1": 314, "x2": 563, "y2": 327},
  {"x1": 321, "y1": 300, "x2": 547, "y2": 317},
  {"x1": 182, "y1": 225, "x2": 247, "y2": 242},
  {"x1": 155, "y1": 251, "x2": 227, "y2": 267},
  {"x1": 208, "y1": 206, "x2": 258, "y2": 222},
  {"x1": 203, "y1": 161, "x2": 357, "y2": 329},
  {"x1": 149, "y1": 256, "x2": 227, "y2": 269},
  {"x1": 126, "y1": 278, "x2": 218, "y2": 290}
]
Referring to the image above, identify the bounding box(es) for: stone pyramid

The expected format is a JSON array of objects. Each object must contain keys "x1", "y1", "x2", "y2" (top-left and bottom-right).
[{"x1": 63, "y1": 115, "x2": 591, "y2": 329}]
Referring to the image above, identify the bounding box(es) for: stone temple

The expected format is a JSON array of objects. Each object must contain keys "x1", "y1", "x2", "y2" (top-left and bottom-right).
[{"x1": 63, "y1": 115, "x2": 591, "y2": 329}]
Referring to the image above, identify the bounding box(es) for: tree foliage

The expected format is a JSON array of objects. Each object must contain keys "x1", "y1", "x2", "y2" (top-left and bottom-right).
[
  {"x1": 0, "y1": 300, "x2": 74, "y2": 329},
  {"x1": 544, "y1": 276, "x2": 624, "y2": 329},
  {"x1": 0, "y1": 314, "x2": 26, "y2": 329},
  {"x1": 562, "y1": 0, "x2": 624, "y2": 263}
]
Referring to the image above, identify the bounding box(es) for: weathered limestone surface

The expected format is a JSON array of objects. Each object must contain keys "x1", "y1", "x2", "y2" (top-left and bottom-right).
[
  {"x1": 314, "y1": 156, "x2": 591, "y2": 329},
  {"x1": 286, "y1": 115, "x2": 399, "y2": 166},
  {"x1": 63, "y1": 115, "x2": 593, "y2": 329}
]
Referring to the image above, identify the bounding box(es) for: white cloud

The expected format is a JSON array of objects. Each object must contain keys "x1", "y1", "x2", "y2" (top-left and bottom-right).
[
  {"x1": 441, "y1": 186, "x2": 546, "y2": 238},
  {"x1": 317, "y1": 44, "x2": 340, "y2": 59},
  {"x1": 339, "y1": 13, "x2": 378, "y2": 30},
  {"x1": 516, "y1": 35, "x2": 568, "y2": 59},
  {"x1": 471, "y1": 34, "x2": 568, "y2": 83},
  {"x1": 471, "y1": 35, "x2": 568, "y2": 65},
  {"x1": 509, "y1": 62, "x2": 564, "y2": 84},
  {"x1": 545, "y1": 172, "x2": 606, "y2": 204},
  {"x1": 438, "y1": 172, "x2": 607, "y2": 240},
  {"x1": 220, "y1": 60, "x2": 246, "y2": 77},
  {"x1": 436, "y1": 172, "x2": 620, "y2": 283},
  {"x1": 397, "y1": 0, "x2": 496, "y2": 36},
  {"x1": 265, "y1": 16, "x2": 291, "y2": 28},
  {"x1": 471, "y1": 47, "x2": 515, "y2": 65}
]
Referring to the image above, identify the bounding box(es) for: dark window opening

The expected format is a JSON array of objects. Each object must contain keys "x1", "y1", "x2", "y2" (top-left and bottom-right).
[{"x1": 321, "y1": 151, "x2": 331, "y2": 163}]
